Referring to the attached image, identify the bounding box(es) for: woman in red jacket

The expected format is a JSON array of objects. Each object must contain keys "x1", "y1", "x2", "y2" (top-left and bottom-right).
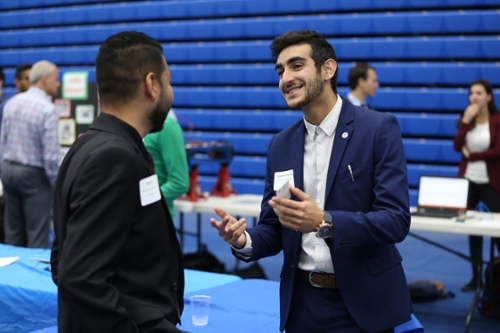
[{"x1": 454, "y1": 79, "x2": 500, "y2": 291}]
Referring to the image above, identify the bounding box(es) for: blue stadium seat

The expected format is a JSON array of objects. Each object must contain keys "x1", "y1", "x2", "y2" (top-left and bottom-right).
[
  {"x1": 403, "y1": 138, "x2": 461, "y2": 163},
  {"x1": 183, "y1": 131, "x2": 461, "y2": 163},
  {"x1": 0, "y1": 0, "x2": 106, "y2": 10},
  {"x1": 3, "y1": 62, "x2": 497, "y2": 87},
  {"x1": 0, "y1": 0, "x2": 494, "y2": 25},
  {"x1": 184, "y1": 132, "x2": 273, "y2": 155},
  {"x1": 3, "y1": 88, "x2": 16, "y2": 98},
  {"x1": 2, "y1": 11, "x2": 499, "y2": 47},
  {"x1": 407, "y1": 164, "x2": 458, "y2": 187},
  {"x1": 198, "y1": 176, "x2": 265, "y2": 196},
  {"x1": 175, "y1": 109, "x2": 302, "y2": 131},
  {"x1": 1, "y1": 37, "x2": 498, "y2": 66},
  {"x1": 197, "y1": 156, "x2": 267, "y2": 178},
  {"x1": 409, "y1": 189, "x2": 418, "y2": 207},
  {"x1": 172, "y1": 86, "x2": 496, "y2": 111},
  {"x1": 394, "y1": 113, "x2": 459, "y2": 137}
]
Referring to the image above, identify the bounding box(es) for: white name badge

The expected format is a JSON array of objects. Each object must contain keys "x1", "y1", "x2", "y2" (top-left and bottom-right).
[
  {"x1": 274, "y1": 169, "x2": 295, "y2": 191},
  {"x1": 139, "y1": 174, "x2": 161, "y2": 207}
]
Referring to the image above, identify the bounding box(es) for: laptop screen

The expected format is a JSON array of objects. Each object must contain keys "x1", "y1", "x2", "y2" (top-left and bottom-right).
[{"x1": 417, "y1": 176, "x2": 469, "y2": 210}]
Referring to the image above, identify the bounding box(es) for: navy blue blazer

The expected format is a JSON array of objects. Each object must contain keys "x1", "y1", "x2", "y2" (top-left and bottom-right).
[{"x1": 240, "y1": 101, "x2": 413, "y2": 332}]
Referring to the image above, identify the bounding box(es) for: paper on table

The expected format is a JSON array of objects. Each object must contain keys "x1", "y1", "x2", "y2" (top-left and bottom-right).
[{"x1": 0, "y1": 256, "x2": 20, "y2": 267}]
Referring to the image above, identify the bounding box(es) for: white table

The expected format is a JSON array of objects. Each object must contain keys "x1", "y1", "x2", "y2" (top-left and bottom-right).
[{"x1": 175, "y1": 194, "x2": 500, "y2": 333}]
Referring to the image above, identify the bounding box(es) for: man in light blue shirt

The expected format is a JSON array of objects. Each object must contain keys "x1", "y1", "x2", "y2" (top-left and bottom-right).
[
  {"x1": 0, "y1": 60, "x2": 60, "y2": 248},
  {"x1": 347, "y1": 62, "x2": 379, "y2": 109}
]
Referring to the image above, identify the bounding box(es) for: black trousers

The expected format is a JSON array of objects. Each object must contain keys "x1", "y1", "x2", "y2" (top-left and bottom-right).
[
  {"x1": 466, "y1": 182, "x2": 500, "y2": 277},
  {"x1": 285, "y1": 278, "x2": 394, "y2": 333}
]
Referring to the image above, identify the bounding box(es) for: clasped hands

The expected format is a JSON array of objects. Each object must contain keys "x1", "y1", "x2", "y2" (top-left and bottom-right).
[{"x1": 210, "y1": 186, "x2": 323, "y2": 248}]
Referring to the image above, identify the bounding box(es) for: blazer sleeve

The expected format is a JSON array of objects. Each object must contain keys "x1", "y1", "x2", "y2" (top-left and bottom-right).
[
  {"x1": 56, "y1": 146, "x2": 143, "y2": 333},
  {"x1": 241, "y1": 135, "x2": 284, "y2": 261}
]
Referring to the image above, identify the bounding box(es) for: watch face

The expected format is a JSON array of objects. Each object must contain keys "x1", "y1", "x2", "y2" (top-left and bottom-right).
[{"x1": 317, "y1": 225, "x2": 333, "y2": 239}]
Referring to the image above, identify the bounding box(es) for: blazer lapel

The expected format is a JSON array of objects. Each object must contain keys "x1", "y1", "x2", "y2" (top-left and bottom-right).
[
  {"x1": 291, "y1": 122, "x2": 305, "y2": 193},
  {"x1": 325, "y1": 102, "x2": 355, "y2": 201}
]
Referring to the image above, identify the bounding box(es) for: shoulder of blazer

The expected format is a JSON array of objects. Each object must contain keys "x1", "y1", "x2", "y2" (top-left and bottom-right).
[{"x1": 274, "y1": 117, "x2": 304, "y2": 140}]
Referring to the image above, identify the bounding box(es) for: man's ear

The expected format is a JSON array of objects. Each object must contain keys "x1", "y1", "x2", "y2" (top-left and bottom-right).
[
  {"x1": 323, "y1": 59, "x2": 337, "y2": 82},
  {"x1": 144, "y1": 72, "x2": 157, "y2": 101}
]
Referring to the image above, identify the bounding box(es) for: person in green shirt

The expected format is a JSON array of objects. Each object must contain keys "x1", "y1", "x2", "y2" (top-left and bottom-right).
[{"x1": 144, "y1": 111, "x2": 189, "y2": 218}]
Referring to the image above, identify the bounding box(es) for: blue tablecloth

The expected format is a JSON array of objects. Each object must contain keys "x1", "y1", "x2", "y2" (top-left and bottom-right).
[
  {"x1": 0, "y1": 244, "x2": 240, "y2": 333},
  {"x1": 28, "y1": 278, "x2": 424, "y2": 333}
]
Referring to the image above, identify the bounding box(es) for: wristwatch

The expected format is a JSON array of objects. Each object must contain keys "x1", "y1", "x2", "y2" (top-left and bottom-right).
[{"x1": 315, "y1": 210, "x2": 333, "y2": 239}]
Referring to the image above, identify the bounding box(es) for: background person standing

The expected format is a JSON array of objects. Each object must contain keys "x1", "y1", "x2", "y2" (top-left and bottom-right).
[
  {"x1": 346, "y1": 62, "x2": 379, "y2": 109},
  {"x1": 453, "y1": 78, "x2": 500, "y2": 292},
  {"x1": 143, "y1": 111, "x2": 189, "y2": 219},
  {"x1": 0, "y1": 60, "x2": 59, "y2": 248}
]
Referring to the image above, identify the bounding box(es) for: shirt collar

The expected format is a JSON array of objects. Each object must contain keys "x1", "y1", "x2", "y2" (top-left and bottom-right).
[
  {"x1": 304, "y1": 94, "x2": 343, "y2": 141},
  {"x1": 91, "y1": 113, "x2": 151, "y2": 162},
  {"x1": 347, "y1": 92, "x2": 363, "y2": 107},
  {"x1": 27, "y1": 86, "x2": 52, "y2": 102}
]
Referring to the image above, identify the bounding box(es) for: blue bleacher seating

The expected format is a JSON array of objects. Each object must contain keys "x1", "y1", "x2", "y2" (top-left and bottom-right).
[
  {"x1": 393, "y1": 113, "x2": 460, "y2": 137},
  {"x1": 407, "y1": 164, "x2": 458, "y2": 187},
  {"x1": 176, "y1": 109, "x2": 302, "y2": 132},
  {"x1": 3, "y1": 62, "x2": 499, "y2": 87},
  {"x1": 4, "y1": 11, "x2": 500, "y2": 47},
  {"x1": 199, "y1": 175, "x2": 265, "y2": 197},
  {"x1": 175, "y1": 109, "x2": 461, "y2": 136},
  {"x1": 174, "y1": 87, "x2": 498, "y2": 111},
  {"x1": 184, "y1": 132, "x2": 273, "y2": 156},
  {"x1": 403, "y1": 139, "x2": 461, "y2": 163},
  {"x1": 184, "y1": 130, "x2": 461, "y2": 164},
  {"x1": 1, "y1": 37, "x2": 499, "y2": 67},
  {"x1": 197, "y1": 157, "x2": 459, "y2": 185},
  {"x1": 0, "y1": 0, "x2": 493, "y2": 28}
]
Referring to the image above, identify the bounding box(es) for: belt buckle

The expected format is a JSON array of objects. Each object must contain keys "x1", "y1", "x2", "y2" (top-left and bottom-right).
[{"x1": 308, "y1": 271, "x2": 322, "y2": 288}]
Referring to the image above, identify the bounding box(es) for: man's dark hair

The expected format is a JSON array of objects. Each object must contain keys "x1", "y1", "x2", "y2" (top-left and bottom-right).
[
  {"x1": 15, "y1": 63, "x2": 32, "y2": 79},
  {"x1": 348, "y1": 62, "x2": 375, "y2": 90},
  {"x1": 96, "y1": 31, "x2": 165, "y2": 105},
  {"x1": 0, "y1": 67, "x2": 4, "y2": 82},
  {"x1": 270, "y1": 30, "x2": 338, "y2": 94}
]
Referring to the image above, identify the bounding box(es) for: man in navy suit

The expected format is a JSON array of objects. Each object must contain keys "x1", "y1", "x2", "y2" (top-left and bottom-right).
[{"x1": 211, "y1": 30, "x2": 412, "y2": 333}]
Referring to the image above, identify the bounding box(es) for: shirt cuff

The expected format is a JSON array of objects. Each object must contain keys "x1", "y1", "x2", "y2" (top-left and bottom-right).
[{"x1": 231, "y1": 231, "x2": 253, "y2": 257}]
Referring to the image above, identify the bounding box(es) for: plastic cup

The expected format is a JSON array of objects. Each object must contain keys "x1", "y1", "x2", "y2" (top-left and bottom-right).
[{"x1": 190, "y1": 295, "x2": 211, "y2": 326}]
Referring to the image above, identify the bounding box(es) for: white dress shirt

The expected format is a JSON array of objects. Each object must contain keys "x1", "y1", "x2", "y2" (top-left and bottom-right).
[
  {"x1": 235, "y1": 96, "x2": 343, "y2": 274},
  {"x1": 464, "y1": 121, "x2": 490, "y2": 184},
  {"x1": 298, "y1": 95, "x2": 342, "y2": 273}
]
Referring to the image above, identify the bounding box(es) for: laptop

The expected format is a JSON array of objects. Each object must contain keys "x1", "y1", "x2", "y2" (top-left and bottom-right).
[{"x1": 412, "y1": 175, "x2": 470, "y2": 218}]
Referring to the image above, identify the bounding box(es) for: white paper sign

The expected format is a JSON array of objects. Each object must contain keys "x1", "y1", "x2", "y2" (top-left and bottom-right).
[
  {"x1": 277, "y1": 181, "x2": 291, "y2": 199},
  {"x1": 75, "y1": 104, "x2": 95, "y2": 124},
  {"x1": 139, "y1": 174, "x2": 161, "y2": 206},
  {"x1": 62, "y1": 71, "x2": 88, "y2": 100},
  {"x1": 274, "y1": 169, "x2": 295, "y2": 191}
]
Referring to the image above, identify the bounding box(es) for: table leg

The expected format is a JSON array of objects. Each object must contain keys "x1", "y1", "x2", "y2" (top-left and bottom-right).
[
  {"x1": 464, "y1": 263, "x2": 482, "y2": 333},
  {"x1": 197, "y1": 213, "x2": 202, "y2": 252},
  {"x1": 464, "y1": 238, "x2": 495, "y2": 333}
]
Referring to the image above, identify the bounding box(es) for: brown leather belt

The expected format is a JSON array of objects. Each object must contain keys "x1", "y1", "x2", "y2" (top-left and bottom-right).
[{"x1": 297, "y1": 269, "x2": 338, "y2": 289}]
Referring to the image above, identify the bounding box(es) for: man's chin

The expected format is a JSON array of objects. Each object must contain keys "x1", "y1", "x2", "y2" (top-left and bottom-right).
[{"x1": 285, "y1": 98, "x2": 304, "y2": 110}]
